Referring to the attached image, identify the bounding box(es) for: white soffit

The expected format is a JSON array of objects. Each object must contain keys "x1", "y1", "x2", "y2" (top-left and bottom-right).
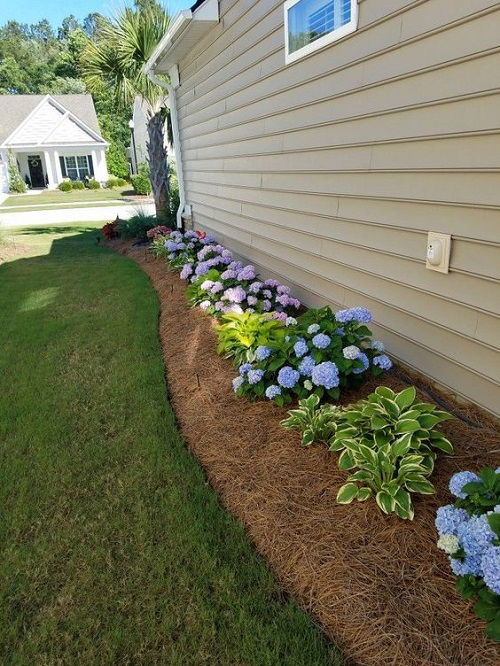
[{"x1": 145, "y1": 0, "x2": 219, "y2": 75}]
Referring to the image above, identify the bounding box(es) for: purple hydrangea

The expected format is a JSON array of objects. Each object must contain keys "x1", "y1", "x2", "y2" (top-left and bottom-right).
[
  {"x1": 481, "y1": 546, "x2": 500, "y2": 594},
  {"x1": 435, "y1": 505, "x2": 469, "y2": 536},
  {"x1": 247, "y1": 295, "x2": 258, "y2": 306},
  {"x1": 265, "y1": 385, "x2": 282, "y2": 399},
  {"x1": 307, "y1": 324, "x2": 320, "y2": 334},
  {"x1": 277, "y1": 366, "x2": 300, "y2": 389},
  {"x1": 457, "y1": 514, "x2": 495, "y2": 557},
  {"x1": 211, "y1": 281, "x2": 224, "y2": 294},
  {"x1": 373, "y1": 354, "x2": 392, "y2": 371},
  {"x1": 180, "y1": 264, "x2": 193, "y2": 280},
  {"x1": 311, "y1": 361, "x2": 339, "y2": 389},
  {"x1": 249, "y1": 282, "x2": 263, "y2": 293},
  {"x1": 220, "y1": 269, "x2": 237, "y2": 280},
  {"x1": 294, "y1": 338, "x2": 308, "y2": 358},
  {"x1": 255, "y1": 346, "x2": 272, "y2": 361},
  {"x1": 195, "y1": 261, "x2": 210, "y2": 276},
  {"x1": 288, "y1": 298, "x2": 301, "y2": 309},
  {"x1": 450, "y1": 554, "x2": 483, "y2": 577},
  {"x1": 277, "y1": 285, "x2": 291, "y2": 295},
  {"x1": 262, "y1": 289, "x2": 272, "y2": 299},
  {"x1": 224, "y1": 286, "x2": 247, "y2": 303},
  {"x1": 237, "y1": 265, "x2": 256, "y2": 281},
  {"x1": 232, "y1": 376, "x2": 244, "y2": 392},
  {"x1": 247, "y1": 369, "x2": 264, "y2": 385},
  {"x1": 352, "y1": 352, "x2": 369, "y2": 375},
  {"x1": 276, "y1": 294, "x2": 291, "y2": 307},
  {"x1": 262, "y1": 300, "x2": 272, "y2": 312},
  {"x1": 343, "y1": 345, "x2": 360, "y2": 360},
  {"x1": 264, "y1": 278, "x2": 280, "y2": 287},
  {"x1": 312, "y1": 333, "x2": 331, "y2": 349},
  {"x1": 199, "y1": 300, "x2": 211, "y2": 311},
  {"x1": 239, "y1": 363, "x2": 252, "y2": 376},
  {"x1": 272, "y1": 312, "x2": 288, "y2": 322},
  {"x1": 449, "y1": 471, "x2": 480, "y2": 499},
  {"x1": 214, "y1": 301, "x2": 225, "y2": 311},
  {"x1": 298, "y1": 355, "x2": 316, "y2": 377},
  {"x1": 224, "y1": 304, "x2": 243, "y2": 314},
  {"x1": 200, "y1": 279, "x2": 214, "y2": 291}
]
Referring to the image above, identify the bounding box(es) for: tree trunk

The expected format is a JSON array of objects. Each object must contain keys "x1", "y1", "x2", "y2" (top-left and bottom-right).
[{"x1": 146, "y1": 111, "x2": 169, "y2": 218}]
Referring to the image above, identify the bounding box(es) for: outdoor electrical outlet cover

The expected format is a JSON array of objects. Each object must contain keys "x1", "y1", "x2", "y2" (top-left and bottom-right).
[{"x1": 426, "y1": 232, "x2": 451, "y2": 273}]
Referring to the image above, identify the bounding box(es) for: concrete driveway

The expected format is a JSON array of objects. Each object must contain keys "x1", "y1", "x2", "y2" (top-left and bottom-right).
[{"x1": 0, "y1": 202, "x2": 156, "y2": 228}]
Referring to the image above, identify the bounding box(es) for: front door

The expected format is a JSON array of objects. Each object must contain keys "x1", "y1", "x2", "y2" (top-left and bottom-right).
[{"x1": 27, "y1": 155, "x2": 45, "y2": 188}]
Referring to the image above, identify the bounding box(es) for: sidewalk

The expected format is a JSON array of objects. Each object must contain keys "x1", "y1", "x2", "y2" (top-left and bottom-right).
[{"x1": 0, "y1": 202, "x2": 155, "y2": 228}]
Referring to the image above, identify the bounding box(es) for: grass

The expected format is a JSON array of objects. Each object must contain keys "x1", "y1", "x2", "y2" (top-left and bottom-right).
[
  {"x1": 0, "y1": 224, "x2": 341, "y2": 666},
  {"x1": 1, "y1": 186, "x2": 142, "y2": 208}
]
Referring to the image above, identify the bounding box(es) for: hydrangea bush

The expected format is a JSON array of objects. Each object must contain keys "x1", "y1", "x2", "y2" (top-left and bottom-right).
[
  {"x1": 164, "y1": 229, "x2": 216, "y2": 271},
  {"x1": 233, "y1": 306, "x2": 392, "y2": 405},
  {"x1": 436, "y1": 467, "x2": 500, "y2": 641}
]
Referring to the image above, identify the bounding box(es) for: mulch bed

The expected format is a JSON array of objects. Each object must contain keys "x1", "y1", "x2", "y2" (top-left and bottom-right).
[{"x1": 110, "y1": 239, "x2": 500, "y2": 666}]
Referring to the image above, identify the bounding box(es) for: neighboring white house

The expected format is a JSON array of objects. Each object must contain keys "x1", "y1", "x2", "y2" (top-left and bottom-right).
[
  {"x1": 0, "y1": 94, "x2": 109, "y2": 193},
  {"x1": 128, "y1": 95, "x2": 171, "y2": 174}
]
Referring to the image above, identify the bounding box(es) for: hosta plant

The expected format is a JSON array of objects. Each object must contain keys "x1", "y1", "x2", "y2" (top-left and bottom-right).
[
  {"x1": 436, "y1": 467, "x2": 500, "y2": 641},
  {"x1": 331, "y1": 386, "x2": 454, "y2": 518},
  {"x1": 216, "y1": 312, "x2": 286, "y2": 366},
  {"x1": 281, "y1": 394, "x2": 339, "y2": 446}
]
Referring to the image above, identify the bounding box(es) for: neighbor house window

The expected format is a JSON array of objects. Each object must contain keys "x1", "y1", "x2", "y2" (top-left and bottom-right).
[
  {"x1": 63, "y1": 155, "x2": 91, "y2": 181},
  {"x1": 284, "y1": 0, "x2": 358, "y2": 63}
]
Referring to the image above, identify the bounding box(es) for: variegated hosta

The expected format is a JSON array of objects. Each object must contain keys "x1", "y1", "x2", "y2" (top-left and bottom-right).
[
  {"x1": 281, "y1": 394, "x2": 339, "y2": 446},
  {"x1": 333, "y1": 385, "x2": 454, "y2": 519}
]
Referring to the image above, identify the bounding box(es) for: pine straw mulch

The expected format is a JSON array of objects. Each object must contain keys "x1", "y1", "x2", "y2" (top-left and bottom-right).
[{"x1": 110, "y1": 239, "x2": 500, "y2": 666}]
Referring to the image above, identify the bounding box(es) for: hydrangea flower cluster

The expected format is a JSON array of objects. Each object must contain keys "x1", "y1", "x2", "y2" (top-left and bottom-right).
[
  {"x1": 435, "y1": 468, "x2": 500, "y2": 612},
  {"x1": 232, "y1": 304, "x2": 392, "y2": 405}
]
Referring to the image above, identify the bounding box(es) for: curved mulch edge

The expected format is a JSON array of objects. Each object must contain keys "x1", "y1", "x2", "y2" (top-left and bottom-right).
[{"x1": 111, "y1": 240, "x2": 500, "y2": 666}]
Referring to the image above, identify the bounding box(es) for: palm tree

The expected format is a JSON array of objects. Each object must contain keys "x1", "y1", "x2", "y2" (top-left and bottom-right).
[{"x1": 82, "y1": 5, "x2": 171, "y2": 216}]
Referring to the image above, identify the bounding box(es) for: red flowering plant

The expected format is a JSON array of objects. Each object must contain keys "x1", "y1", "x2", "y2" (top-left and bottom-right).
[
  {"x1": 101, "y1": 219, "x2": 119, "y2": 240},
  {"x1": 146, "y1": 225, "x2": 172, "y2": 240}
]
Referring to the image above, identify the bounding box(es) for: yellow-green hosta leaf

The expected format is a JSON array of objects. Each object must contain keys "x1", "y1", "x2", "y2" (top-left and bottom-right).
[
  {"x1": 336, "y1": 483, "x2": 359, "y2": 504},
  {"x1": 356, "y1": 487, "x2": 372, "y2": 502},
  {"x1": 375, "y1": 490, "x2": 396, "y2": 514},
  {"x1": 394, "y1": 386, "x2": 416, "y2": 409},
  {"x1": 338, "y1": 449, "x2": 357, "y2": 471},
  {"x1": 405, "y1": 479, "x2": 435, "y2": 494},
  {"x1": 395, "y1": 419, "x2": 420, "y2": 433},
  {"x1": 375, "y1": 386, "x2": 395, "y2": 399}
]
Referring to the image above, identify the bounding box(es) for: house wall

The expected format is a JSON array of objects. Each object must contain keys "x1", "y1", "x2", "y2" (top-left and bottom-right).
[
  {"x1": 175, "y1": 0, "x2": 500, "y2": 416},
  {"x1": 0, "y1": 150, "x2": 9, "y2": 193}
]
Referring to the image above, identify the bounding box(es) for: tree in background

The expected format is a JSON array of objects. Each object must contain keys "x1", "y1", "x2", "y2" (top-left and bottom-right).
[{"x1": 82, "y1": 4, "x2": 171, "y2": 216}]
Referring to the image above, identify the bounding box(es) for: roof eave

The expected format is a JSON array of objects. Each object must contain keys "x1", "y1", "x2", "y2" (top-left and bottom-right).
[{"x1": 144, "y1": 0, "x2": 219, "y2": 76}]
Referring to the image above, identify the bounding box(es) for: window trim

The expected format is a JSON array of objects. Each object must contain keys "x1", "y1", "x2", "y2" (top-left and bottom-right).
[
  {"x1": 63, "y1": 155, "x2": 90, "y2": 181},
  {"x1": 284, "y1": 0, "x2": 358, "y2": 64}
]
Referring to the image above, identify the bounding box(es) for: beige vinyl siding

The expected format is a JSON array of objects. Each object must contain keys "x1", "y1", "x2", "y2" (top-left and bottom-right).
[{"x1": 175, "y1": 0, "x2": 500, "y2": 415}]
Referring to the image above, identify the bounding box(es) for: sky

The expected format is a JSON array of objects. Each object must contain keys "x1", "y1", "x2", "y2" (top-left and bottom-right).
[{"x1": 0, "y1": 0, "x2": 189, "y2": 28}]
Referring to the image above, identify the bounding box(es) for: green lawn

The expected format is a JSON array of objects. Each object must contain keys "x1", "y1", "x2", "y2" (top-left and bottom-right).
[
  {"x1": 1, "y1": 186, "x2": 141, "y2": 208},
  {"x1": 0, "y1": 224, "x2": 341, "y2": 666},
  {"x1": 1, "y1": 201, "x2": 131, "y2": 215}
]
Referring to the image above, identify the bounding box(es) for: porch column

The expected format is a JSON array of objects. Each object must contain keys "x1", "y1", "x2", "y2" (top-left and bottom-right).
[
  {"x1": 52, "y1": 150, "x2": 63, "y2": 184},
  {"x1": 43, "y1": 150, "x2": 56, "y2": 189}
]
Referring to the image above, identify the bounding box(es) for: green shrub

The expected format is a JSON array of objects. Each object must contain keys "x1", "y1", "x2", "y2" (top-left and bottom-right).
[
  {"x1": 58, "y1": 180, "x2": 72, "y2": 192},
  {"x1": 330, "y1": 386, "x2": 454, "y2": 518},
  {"x1": 71, "y1": 180, "x2": 85, "y2": 190},
  {"x1": 87, "y1": 178, "x2": 101, "y2": 190},
  {"x1": 7, "y1": 149, "x2": 27, "y2": 193},
  {"x1": 131, "y1": 162, "x2": 152, "y2": 195},
  {"x1": 281, "y1": 394, "x2": 339, "y2": 447},
  {"x1": 106, "y1": 176, "x2": 128, "y2": 188},
  {"x1": 216, "y1": 312, "x2": 287, "y2": 367},
  {"x1": 105, "y1": 141, "x2": 129, "y2": 180},
  {"x1": 117, "y1": 210, "x2": 157, "y2": 241}
]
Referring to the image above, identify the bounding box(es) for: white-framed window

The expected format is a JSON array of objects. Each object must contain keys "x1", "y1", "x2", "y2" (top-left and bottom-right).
[
  {"x1": 64, "y1": 155, "x2": 91, "y2": 181},
  {"x1": 284, "y1": 0, "x2": 358, "y2": 63}
]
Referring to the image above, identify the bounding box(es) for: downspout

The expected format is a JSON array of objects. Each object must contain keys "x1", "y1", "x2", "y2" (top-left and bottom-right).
[{"x1": 147, "y1": 68, "x2": 185, "y2": 230}]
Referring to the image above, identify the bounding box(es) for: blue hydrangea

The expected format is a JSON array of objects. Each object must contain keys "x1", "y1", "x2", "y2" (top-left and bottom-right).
[
  {"x1": 298, "y1": 355, "x2": 316, "y2": 377},
  {"x1": 232, "y1": 376, "x2": 244, "y2": 392},
  {"x1": 239, "y1": 363, "x2": 252, "y2": 376},
  {"x1": 342, "y1": 345, "x2": 360, "y2": 360},
  {"x1": 334, "y1": 327, "x2": 345, "y2": 336},
  {"x1": 277, "y1": 366, "x2": 300, "y2": 389},
  {"x1": 311, "y1": 361, "x2": 339, "y2": 389},
  {"x1": 450, "y1": 554, "x2": 483, "y2": 577},
  {"x1": 255, "y1": 346, "x2": 272, "y2": 361},
  {"x1": 449, "y1": 471, "x2": 480, "y2": 499},
  {"x1": 371, "y1": 340, "x2": 385, "y2": 352},
  {"x1": 481, "y1": 546, "x2": 500, "y2": 595},
  {"x1": 265, "y1": 385, "x2": 282, "y2": 399},
  {"x1": 247, "y1": 369, "x2": 264, "y2": 385},
  {"x1": 180, "y1": 264, "x2": 193, "y2": 280},
  {"x1": 294, "y1": 338, "x2": 308, "y2": 358},
  {"x1": 352, "y1": 352, "x2": 369, "y2": 374},
  {"x1": 457, "y1": 514, "x2": 495, "y2": 557},
  {"x1": 435, "y1": 505, "x2": 469, "y2": 536},
  {"x1": 312, "y1": 333, "x2": 331, "y2": 349},
  {"x1": 336, "y1": 307, "x2": 372, "y2": 324},
  {"x1": 373, "y1": 354, "x2": 392, "y2": 371},
  {"x1": 307, "y1": 323, "x2": 320, "y2": 334}
]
